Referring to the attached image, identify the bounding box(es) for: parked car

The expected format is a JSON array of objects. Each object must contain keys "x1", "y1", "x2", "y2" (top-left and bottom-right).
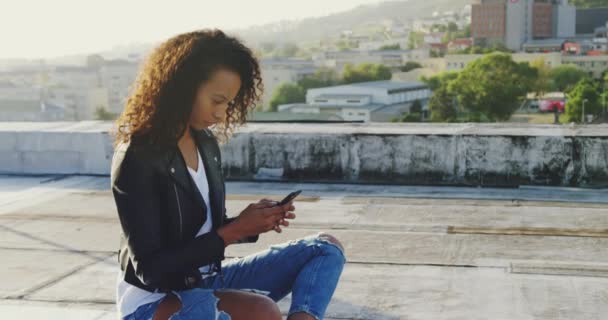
[{"x1": 539, "y1": 99, "x2": 565, "y2": 113}]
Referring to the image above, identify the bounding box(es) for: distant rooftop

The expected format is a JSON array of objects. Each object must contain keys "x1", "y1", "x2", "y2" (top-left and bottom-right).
[
  {"x1": 281, "y1": 102, "x2": 386, "y2": 111},
  {"x1": 316, "y1": 94, "x2": 371, "y2": 99},
  {"x1": 310, "y1": 80, "x2": 428, "y2": 93},
  {"x1": 246, "y1": 111, "x2": 344, "y2": 121}
]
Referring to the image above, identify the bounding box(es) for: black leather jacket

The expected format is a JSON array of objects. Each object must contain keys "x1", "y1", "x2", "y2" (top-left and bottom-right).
[{"x1": 111, "y1": 126, "x2": 259, "y2": 293}]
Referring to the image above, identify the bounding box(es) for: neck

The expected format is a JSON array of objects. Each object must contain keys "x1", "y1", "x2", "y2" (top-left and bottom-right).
[{"x1": 178, "y1": 125, "x2": 194, "y2": 148}]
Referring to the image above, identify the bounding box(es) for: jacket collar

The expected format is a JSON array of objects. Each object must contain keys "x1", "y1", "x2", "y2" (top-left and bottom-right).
[{"x1": 164, "y1": 126, "x2": 223, "y2": 230}]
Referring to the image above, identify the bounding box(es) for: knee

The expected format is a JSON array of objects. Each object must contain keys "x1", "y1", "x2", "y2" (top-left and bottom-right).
[
  {"x1": 251, "y1": 294, "x2": 282, "y2": 320},
  {"x1": 316, "y1": 232, "x2": 346, "y2": 257}
]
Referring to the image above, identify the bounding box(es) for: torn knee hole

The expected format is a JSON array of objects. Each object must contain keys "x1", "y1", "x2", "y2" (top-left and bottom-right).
[{"x1": 316, "y1": 233, "x2": 346, "y2": 256}]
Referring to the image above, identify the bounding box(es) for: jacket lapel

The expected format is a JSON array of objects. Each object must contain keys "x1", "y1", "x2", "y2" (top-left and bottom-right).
[
  {"x1": 164, "y1": 136, "x2": 210, "y2": 235},
  {"x1": 163, "y1": 127, "x2": 224, "y2": 231}
]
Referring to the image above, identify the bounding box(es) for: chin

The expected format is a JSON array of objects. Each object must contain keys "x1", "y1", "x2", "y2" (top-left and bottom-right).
[{"x1": 191, "y1": 122, "x2": 210, "y2": 130}]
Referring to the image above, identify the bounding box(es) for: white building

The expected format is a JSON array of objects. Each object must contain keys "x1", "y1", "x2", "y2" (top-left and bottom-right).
[{"x1": 278, "y1": 80, "x2": 432, "y2": 122}]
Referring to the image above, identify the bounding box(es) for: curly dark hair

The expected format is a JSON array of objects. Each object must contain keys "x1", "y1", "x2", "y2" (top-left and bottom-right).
[{"x1": 111, "y1": 28, "x2": 263, "y2": 149}]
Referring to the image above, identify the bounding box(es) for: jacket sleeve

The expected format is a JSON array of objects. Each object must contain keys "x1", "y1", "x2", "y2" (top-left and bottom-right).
[
  {"x1": 223, "y1": 210, "x2": 259, "y2": 244},
  {"x1": 112, "y1": 145, "x2": 227, "y2": 291}
]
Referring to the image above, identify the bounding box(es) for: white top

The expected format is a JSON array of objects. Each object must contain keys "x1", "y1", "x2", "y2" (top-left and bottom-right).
[{"x1": 115, "y1": 148, "x2": 215, "y2": 319}]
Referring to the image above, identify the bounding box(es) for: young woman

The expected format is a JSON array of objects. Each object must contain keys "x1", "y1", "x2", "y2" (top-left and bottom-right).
[{"x1": 110, "y1": 29, "x2": 347, "y2": 320}]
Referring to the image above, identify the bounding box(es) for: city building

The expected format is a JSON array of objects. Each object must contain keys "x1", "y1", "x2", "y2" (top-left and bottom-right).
[
  {"x1": 421, "y1": 52, "x2": 608, "y2": 79},
  {"x1": 472, "y1": 0, "x2": 576, "y2": 51},
  {"x1": 98, "y1": 60, "x2": 139, "y2": 115},
  {"x1": 278, "y1": 80, "x2": 432, "y2": 122},
  {"x1": 448, "y1": 38, "x2": 474, "y2": 52},
  {"x1": 576, "y1": 7, "x2": 608, "y2": 35}
]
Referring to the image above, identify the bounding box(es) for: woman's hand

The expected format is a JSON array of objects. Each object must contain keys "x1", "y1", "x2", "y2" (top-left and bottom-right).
[
  {"x1": 232, "y1": 198, "x2": 296, "y2": 237},
  {"x1": 255, "y1": 198, "x2": 296, "y2": 233}
]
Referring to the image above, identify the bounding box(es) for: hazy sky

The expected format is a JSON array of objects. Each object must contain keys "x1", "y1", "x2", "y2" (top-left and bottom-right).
[{"x1": 0, "y1": 0, "x2": 387, "y2": 59}]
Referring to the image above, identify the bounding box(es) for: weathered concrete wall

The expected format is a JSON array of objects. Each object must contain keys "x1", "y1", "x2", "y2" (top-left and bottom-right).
[
  {"x1": 220, "y1": 123, "x2": 608, "y2": 188},
  {"x1": 1, "y1": 122, "x2": 607, "y2": 187},
  {"x1": 0, "y1": 121, "x2": 113, "y2": 175}
]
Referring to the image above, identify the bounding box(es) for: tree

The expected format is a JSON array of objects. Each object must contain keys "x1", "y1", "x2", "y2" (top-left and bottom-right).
[
  {"x1": 408, "y1": 31, "x2": 424, "y2": 49},
  {"x1": 421, "y1": 72, "x2": 460, "y2": 122},
  {"x1": 453, "y1": 24, "x2": 471, "y2": 39},
  {"x1": 400, "y1": 112, "x2": 422, "y2": 122},
  {"x1": 447, "y1": 22, "x2": 459, "y2": 33},
  {"x1": 449, "y1": 52, "x2": 537, "y2": 121},
  {"x1": 379, "y1": 44, "x2": 400, "y2": 50},
  {"x1": 410, "y1": 99, "x2": 422, "y2": 113},
  {"x1": 565, "y1": 78, "x2": 601, "y2": 123},
  {"x1": 429, "y1": 85, "x2": 457, "y2": 122},
  {"x1": 549, "y1": 64, "x2": 589, "y2": 92},
  {"x1": 455, "y1": 43, "x2": 511, "y2": 55},
  {"x1": 421, "y1": 71, "x2": 459, "y2": 91},
  {"x1": 530, "y1": 58, "x2": 552, "y2": 97},
  {"x1": 268, "y1": 83, "x2": 305, "y2": 112},
  {"x1": 399, "y1": 61, "x2": 422, "y2": 73},
  {"x1": 94, "y1": 106, "x2": 117, "y2": 120},
  {"x1": 276, "y1": 43, "x2": 299, "y2": 58},
  {"x1": 430, "y1": 24, "x2": 447, "y2": 32},
  {"x1": 298, "y1": 68, "x2": 340, "y2": 90},
  {"x1": 569, "y1": 0, "x2": 608, "y2": 8},
  {"x1": 342, "y1": 63, "x2": 391, "y2": 84}
]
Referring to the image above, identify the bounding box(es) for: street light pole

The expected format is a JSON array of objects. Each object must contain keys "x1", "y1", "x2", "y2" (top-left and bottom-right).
[
  {"x1": 582, "y1": 99, "x2": 588, "y2": 124},
  {"x1": 602, "y1": 81, "x2": 608, "y2": 121}
]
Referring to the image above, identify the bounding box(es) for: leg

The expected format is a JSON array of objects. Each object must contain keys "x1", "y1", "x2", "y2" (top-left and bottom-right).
[
  {"x1": 152, "y1": 292, "x2": 181, "y2": 320},
  {"x1": 213, "y1": 289, "x2": 282, "y2": 320},
  {"x1": 316, "y1": 232, "x2": 346, "y2": 256},
  {"x1": 204, "y1": 231, "x2": 347, "y2": 320},
  {"x1": 287, "y1": 232, "x2": 346, "y2": 320}
]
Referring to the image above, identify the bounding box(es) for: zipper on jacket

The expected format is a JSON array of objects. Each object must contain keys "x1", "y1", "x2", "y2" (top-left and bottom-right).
[{"x1": 173, "y1": 182, "x2": 183, "y2": 240}]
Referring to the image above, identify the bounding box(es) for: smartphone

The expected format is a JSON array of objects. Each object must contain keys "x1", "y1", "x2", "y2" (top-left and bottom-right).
[{"x1": 275, "y1": 190, "x2": 302, "y2": 206}]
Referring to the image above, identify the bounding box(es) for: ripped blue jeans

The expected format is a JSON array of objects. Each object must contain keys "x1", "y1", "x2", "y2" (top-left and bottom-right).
[{"x1": 124, "y1": 232, "x2": 346, "y2": 320}]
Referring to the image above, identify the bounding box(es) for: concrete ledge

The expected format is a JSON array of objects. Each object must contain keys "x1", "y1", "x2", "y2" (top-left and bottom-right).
[{"x1": 1, "y1": 122, "x2": 607, "y2": 187}]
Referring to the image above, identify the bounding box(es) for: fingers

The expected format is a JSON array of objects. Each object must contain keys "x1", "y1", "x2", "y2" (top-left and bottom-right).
[
  {"x1": 258, "y1": 198, "x2": 279, "y2": 206},
  {"x1": 261, "y1": 202, "x2": 296, "y2": 217},
  {"x1": 280, "y1": 199, "x2": 295, "y2": 212},
  {"x1": 252, "y1": 200, "x2": 277, "y2": 209}
]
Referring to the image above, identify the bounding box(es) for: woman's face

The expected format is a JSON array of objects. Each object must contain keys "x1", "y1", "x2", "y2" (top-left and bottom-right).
[{"x1": 189, "y1": 67, "x2": 241, "y2": 130}]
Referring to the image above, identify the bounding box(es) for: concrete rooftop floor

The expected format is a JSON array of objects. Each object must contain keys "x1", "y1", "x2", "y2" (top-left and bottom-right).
[{"x1": 0, "y1": 175, "x2": 607, "y2": 319}]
